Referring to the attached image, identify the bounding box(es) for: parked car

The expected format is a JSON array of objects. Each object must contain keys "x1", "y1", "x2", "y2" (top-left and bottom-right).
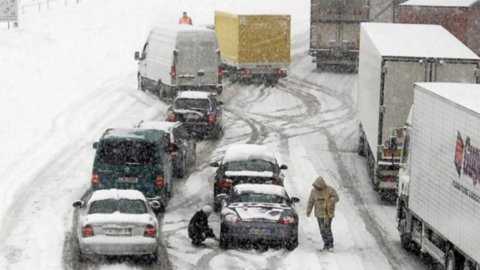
[
  {"x1": 210, "y1": 144, "x2": 288, "y2": 211},
  {"x1": 73, "y1": 189, "x2": 160, "y2": 262},
  {"x1": 134, "y1": 25, "x2": 223, "y2": 98},
  {"x1": 217, "y1": 184, "x2": 300, "y2": 250},
  {"x1": 91, "y1": 128, "x2": 173, "y2": 210},
  {"x1": 136, "y1": 120, "x2": 196, "y2": 178},
  {"x1": 166, "y1": 91, "x2": 223, "y2": 139}
]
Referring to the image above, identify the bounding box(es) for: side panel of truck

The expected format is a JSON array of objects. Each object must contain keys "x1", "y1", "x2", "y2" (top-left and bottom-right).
[
  {"x1": 215, "y1": 11, "x2": 240, "y2": 66},
  {"x1": 409, "y1": 85, "x2": 480, "y2": 264}
]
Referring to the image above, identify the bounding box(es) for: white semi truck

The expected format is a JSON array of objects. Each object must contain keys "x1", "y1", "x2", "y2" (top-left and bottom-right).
[
  {"x1": 357, "y1": 23, "x2": 480, "y2": 197},
  {"x1": 397, "y1": 82, "x2": 480, "y2": 270}
]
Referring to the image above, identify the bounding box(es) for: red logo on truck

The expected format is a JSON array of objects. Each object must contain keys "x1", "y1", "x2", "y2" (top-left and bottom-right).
[{"x1": 456, "y1": 132, "x2": 480, "y2": 186}]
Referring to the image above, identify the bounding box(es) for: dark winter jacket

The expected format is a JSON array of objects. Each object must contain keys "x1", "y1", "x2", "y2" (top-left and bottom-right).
[
  {"x1": 307, "y1": 176, "x2": 339, "y2": 219},
  {"x1": 188, "y1": 210, "x2": 214, "y2": 240}
]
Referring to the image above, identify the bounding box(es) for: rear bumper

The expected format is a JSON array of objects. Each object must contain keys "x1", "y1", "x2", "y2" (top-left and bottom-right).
[
  {"x1": 79, "y1": 236, "x2": 157, "y2": 256},
  {"x1": 182, "y1": 122, "x2": 217, "y2": 136},
  {"x1": 221, "y1": 222, "x2": 297, "y2": 243},
  {"x1": 176, "y1": 84, "x2": 223, "y2": 94}
]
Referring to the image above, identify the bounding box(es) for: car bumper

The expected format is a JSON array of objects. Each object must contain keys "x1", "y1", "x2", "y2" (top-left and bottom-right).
[
  {"x1": 79, "y1": 236, "x2": 157, "y2": 256},
  {"x1": 221, "y1": 222, "x2": 297, "y2": 243},
  {"x1": 183, "y1": 122, "x2": 216, "y2": 136}
]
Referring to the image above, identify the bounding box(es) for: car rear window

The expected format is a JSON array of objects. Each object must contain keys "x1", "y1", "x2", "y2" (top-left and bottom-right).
[
  {"x1": 89, "y1": 199, "x2": 147, "y2": 214},
  {"x1": 230, "y1": 192, "x2": 286, "y2": 204},
  {"x1": 174, "y1": 98, "x2": 210, "y2": 110},
  {"x1": 98, "y1": 140, "x2": 158, "y2": 164},
  {"x1": 226, "y1": 160, "x2": 275, "y2": 172}
]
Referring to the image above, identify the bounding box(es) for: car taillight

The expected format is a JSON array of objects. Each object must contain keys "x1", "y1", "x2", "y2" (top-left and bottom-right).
[
  {"x1": 144, "y1": 224, "x2": 157, "y2": 237},
  {"x1": 208, "y1": 114, "x2": 216, "y2": 123},
  {"x1": 91, "y1": 171, "x2": 100, "y2": 185},
  {"x1": 279, "y1": 216, "x2": 295, "y2": 225},
  {"x1": 218, "y1": 66, "x2": 223, "y2": 82},
  {"x1": 166, "y1": 112, "x2": 176, "y2": 122},
  {"x1": 241, "y1": 69, "x2": 252, "y2": 76},
  {"x1": 82, "y1": 225, "x2": 94, "y2": 237},
  {"x1": 219, "y1": 178, "x2": 233, "y2": 188},
  {"x1": 380, "y1": 175, "x2": 397, "y2": 182},
  {"x1": 275, "y1": 69, "x2": 287, "y2": 76},
  {"x1": 170, "y1": 66, "x2": 176, "y2": 81},
  {"x1": 155, "y1": 175, "x2": 165, "y2": 187}
]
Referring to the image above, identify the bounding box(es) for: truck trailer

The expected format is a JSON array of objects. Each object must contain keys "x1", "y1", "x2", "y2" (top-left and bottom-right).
[
  {"x1": 397, "y1": 82, "x2": 480, "y2": 270},
  {"x1": 357, "y1": 23, "x2": 480, "y2": 197},
  {"x1": 398, "y1": 0, "x2": 480, "y2": 56},
  {"x1": 214, "y1": 11, "x2": 291, "y2": 85},
  {"x1": 309, "y1": 0, "x2": 370, "y2": 71}
]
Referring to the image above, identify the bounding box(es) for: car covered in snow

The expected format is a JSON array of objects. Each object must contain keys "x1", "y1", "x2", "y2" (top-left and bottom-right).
[
  {"x1": 136, "y1": 120, "x2": 196, "y2": 178},
  {"x1": 91, "y1": 128, "x2": 173, "y2": 210},
  {"x1": 166, "y1": 91, "x2": 223, "y2": 139},
  {"x1": 217, "y1": 184, "x2": 300, "y2": 250},
  {"x1": 210, "y1": 144, "x2": 288, "y2": 211},
  {"x1": 72, "y1": 189, "x2": 160, "y2": 262}
]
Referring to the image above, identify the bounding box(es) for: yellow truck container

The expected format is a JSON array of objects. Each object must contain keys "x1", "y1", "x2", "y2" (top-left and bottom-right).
[{"x1": 214, "y1": 11, "x2": 291, "y2": 85}]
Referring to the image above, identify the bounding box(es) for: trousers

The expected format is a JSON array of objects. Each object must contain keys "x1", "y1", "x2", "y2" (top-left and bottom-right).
[{"x1": 317, "y1": 217, "x2": 333, "y2": 248}]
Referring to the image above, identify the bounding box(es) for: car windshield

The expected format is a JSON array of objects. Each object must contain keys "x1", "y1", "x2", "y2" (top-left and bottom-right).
[
  {"x1": 88, "y1": 199, "x2": 147, "y2": 214},
  {"x1": 98, "y1": 140, "x2": 158, "y2": 164},
  {"x1": 230, "y1": 192, "x2": 287, "y2": 204},
  {"x1": 174, "y1": 98, "x2": 210, "y2": 110},
  {"x1": 225, "y1": 159, "x2": 275, "y2": 172}
]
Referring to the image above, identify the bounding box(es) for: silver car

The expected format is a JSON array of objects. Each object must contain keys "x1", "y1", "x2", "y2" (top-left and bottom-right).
[{"x1": 73, "y1": 189, "x2": 160, "y2": 262}]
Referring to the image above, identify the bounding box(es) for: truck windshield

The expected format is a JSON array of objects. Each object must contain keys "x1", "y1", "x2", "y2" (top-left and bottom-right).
[{"x1": 98, "y1": 141, "x2": 158, "y2": 164}]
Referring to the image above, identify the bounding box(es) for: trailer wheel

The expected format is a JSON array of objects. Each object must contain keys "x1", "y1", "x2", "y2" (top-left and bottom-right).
[
  {"x1": 398, "y1": 209, "x2": 412, "y2": 251},
  {"x1": 445, "y1": 249, "x2": 464, "y2": 270}
]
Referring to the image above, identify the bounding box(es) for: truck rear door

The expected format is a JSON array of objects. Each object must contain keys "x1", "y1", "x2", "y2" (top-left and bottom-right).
[
  {"x1": 432, "y1": 60, "x2": 479, "y2": 83},
  {"x1": 380, "y1": 60, "x2": 427, "y2": 146}
]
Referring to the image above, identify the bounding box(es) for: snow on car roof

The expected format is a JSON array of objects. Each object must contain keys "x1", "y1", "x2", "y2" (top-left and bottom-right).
[
  {"x1": 361, "y1": 23, "x2": 479, "y2": 59},
  {"x1": 89, "y1": 189, "x2": 147, "y2": 202},
  {"x1": 223, "y1": 144, "x2": 277, "y2": 163},
  {"x1": 401, "y1": 0, "x2": 479, "y2": 7},
  {"x1": 233, "y1": 184, "x2": 287, "y2": 197},
  {"x1": 177, "y1": 91, "x2": 212, "y2": 100},
  {"x1": 416, "y1": 83, "x2": 480, "y2": 114},
  {"x1": 137, "y1": 120, "x2": 176, "y2": 132}
]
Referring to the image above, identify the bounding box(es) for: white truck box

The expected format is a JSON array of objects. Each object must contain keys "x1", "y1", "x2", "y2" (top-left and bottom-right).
[
  {"x1": 397, "y1": 82, "x2": 480, "y2": 268},
  {"x1": 357, "y1": 22, "x2": 480, "y2": 194}
]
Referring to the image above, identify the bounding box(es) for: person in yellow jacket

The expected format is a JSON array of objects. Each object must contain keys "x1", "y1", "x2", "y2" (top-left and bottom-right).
[
  {"x1": 179, "y1": 11, "x2": 193, "y2": 25},
  {"x1": 306, "y1": 176, "x2": 339, "y2": 251}
]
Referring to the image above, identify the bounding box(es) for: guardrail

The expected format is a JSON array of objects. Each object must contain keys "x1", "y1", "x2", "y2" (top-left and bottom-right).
[{"x1": 20, "y1": 0, "x2": 80, "y2": 14}]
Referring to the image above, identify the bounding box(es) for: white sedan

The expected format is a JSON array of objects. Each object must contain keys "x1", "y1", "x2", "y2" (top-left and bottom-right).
[{"x1": 73, "y1": 189, "x2": 160, "y2": 262}]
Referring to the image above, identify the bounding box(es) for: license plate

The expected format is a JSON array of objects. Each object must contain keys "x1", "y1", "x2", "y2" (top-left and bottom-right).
[
  {"x1": 118, "y1": 177, "x2": 138, "y2": 183},
  {"x1": 105, "y1": 228, "x2": 132, "y2": 236},
  {"x1": 185, "y1": 114, "x2": 201, "y2": 120},
  {"x1": 249, "y1": 228, "x2": 269, "y2": 235}
]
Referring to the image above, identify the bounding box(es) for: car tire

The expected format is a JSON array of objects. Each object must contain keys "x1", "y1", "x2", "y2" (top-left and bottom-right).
[
  {"x1": 219, "y1": 235, "x2": 230, "y2": 249},
  {"x1": 174, "y1": 160, "x2": 186, "y2": 178},
  {"x1": 78, "y1": 249, "x2": 88, "y2": 262},
  {"x1": 285, "y1": 237, "x2": 298, "y2": 251}
]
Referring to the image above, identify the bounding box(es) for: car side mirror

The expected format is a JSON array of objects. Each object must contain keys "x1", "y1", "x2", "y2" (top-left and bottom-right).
[
  {"x1": 210, "y1": 162, "x2": 219, "y2": 167},
  {"x1": 173, "y1": 49, "x2": 179, "y2": 56},
  {"x1": 73, "y1": 200, "x2": 84, "y2": 208},
  {"x1": 280, "y1": 164, "x2": 288, "y2": 170},
  {"x1": 149, "y1": 201, "x2": 161, "y2": 210},
  {"x1": 216, "y1": 193, "x2": 228, "y2": 203},
  {"x1": 92, "y1": 142, "x2": 98, "y2": 149},
  {"x1": 290, "y1": 197, "x2": 300, "y2": 203},
  {"x1": 169, "y1": 143, "x2": 179, "y2": 152},
  {"x1": 218, "y1": 101, "x2": 224, "y2": 106},
  {"x1": 134, "y1": 51, "x2": 140, "y2": 60}
]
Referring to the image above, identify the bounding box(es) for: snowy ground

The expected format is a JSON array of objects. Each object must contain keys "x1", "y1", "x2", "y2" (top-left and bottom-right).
[{"x1": 0, "y1": 0, "x2": 433, "y2": 269}]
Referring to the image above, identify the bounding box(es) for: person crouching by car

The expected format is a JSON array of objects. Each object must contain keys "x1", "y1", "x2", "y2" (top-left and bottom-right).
[{"x1": 188, "y1": 205, "x2": 215, "y2": 246}]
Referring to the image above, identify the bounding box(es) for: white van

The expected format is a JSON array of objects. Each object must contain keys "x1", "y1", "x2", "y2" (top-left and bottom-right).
[{"x1": 135, "y1": 25, "x2": 223, "y2": 98}]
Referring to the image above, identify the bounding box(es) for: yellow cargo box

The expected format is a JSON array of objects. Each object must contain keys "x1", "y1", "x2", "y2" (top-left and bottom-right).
[{"x1": 215, "y1": 11, "x2": 291, "y2": 68}]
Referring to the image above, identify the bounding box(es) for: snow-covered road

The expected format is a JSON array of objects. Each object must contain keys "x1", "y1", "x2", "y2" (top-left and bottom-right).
[{"x1": 0, "y1": 0, "x2": 432, "y2": 269}]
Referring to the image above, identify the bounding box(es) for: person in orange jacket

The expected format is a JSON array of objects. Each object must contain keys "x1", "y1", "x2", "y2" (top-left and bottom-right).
[{"x1": 179, "y1": 11, "x2": 193, "y2": 25}]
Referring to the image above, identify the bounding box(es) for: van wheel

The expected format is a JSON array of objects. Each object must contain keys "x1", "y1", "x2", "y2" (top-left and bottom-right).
[
  {"x1": 138, "y1": 75, "x2": 145, "y2": 91},
  {"x1": 445, "y1": 249, "x2": 464, "y2": 270}
]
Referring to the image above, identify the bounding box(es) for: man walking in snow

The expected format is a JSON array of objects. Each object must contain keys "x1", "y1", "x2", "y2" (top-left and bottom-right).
[
  {"x1": 307, "y1": 176, "x2": 339, "y2": 251},
  {"x1": 188, "y1": 205, "x2": 215, "y2": 246}
]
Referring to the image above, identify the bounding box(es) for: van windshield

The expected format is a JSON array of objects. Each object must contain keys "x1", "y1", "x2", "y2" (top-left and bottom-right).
[{"x1": 98, "y1": 141, "x2": 158, "y2": 164}]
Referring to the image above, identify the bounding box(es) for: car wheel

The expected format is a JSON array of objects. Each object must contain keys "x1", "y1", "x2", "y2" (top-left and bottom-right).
[
  {"x1": 219, "y1": 234, "x2": 230, "y2": 249},
  {"x1": 174, "y1": 160, "x2": 186, "y2": 178},
  {"x1": 285, "y1": 237, "x2": 298, "y2": 251},
  {"x1": 138, "y1": 74, "x2": 145, "y2": 91},
  {"x1": 78, "y1": 249, "x2": 88, "y2": 262}
]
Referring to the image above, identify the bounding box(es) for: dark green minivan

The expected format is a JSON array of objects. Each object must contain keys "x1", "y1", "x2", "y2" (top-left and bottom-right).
[{"x1": 91, "y1": 128, "x2": 173, "y2": 209}]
